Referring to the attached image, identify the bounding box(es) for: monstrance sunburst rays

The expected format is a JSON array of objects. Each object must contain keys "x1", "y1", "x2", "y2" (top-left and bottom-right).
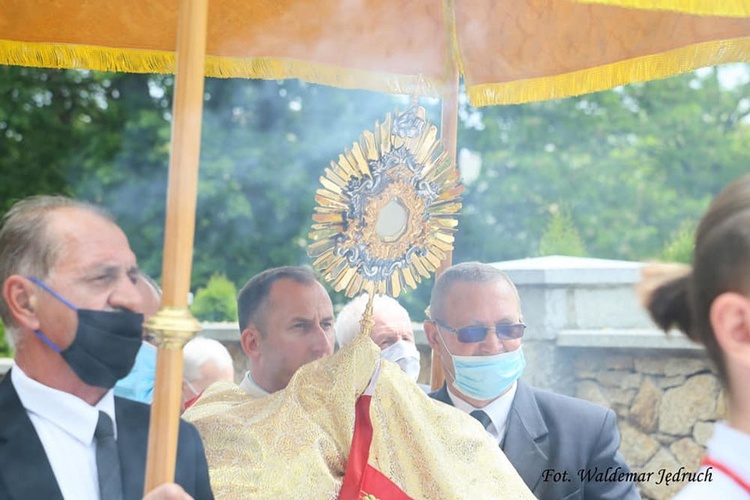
[{"x1": 308, "y1": 105, "x2": 463, "y2": 298}]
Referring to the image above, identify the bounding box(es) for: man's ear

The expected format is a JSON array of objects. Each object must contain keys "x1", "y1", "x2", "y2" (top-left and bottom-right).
[
  {"x1": 2, "y1": 275, "x2": 40, "y2": 330},
  {"x1": 424, "y1": 320, "x2": 439, "y2": 350},
  {"x1": 710, "y1": 292, "x2": 750, "y2": 368},
  {"x1": 240, "y1": 326, "x2": 261, "y2": 360}
]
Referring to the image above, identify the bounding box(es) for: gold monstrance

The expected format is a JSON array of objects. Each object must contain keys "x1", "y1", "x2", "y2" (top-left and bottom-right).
[{"x1": 308, "y1": 105, "x2": 463, "y2": 332}]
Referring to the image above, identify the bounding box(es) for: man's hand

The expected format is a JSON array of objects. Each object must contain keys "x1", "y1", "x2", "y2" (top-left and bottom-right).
[{"x1": 143, "y1": 483, "x2": 193, "y2": 500}]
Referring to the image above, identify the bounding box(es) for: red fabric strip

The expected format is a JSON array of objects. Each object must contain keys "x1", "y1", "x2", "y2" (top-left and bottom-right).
[{"x1": 701, "y1": 457, "x2": 750, "y2": 494}]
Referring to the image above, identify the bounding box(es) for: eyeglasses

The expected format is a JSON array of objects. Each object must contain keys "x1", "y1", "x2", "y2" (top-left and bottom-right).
[{"x1": 433, "y1": 318, "x2": 526, "y2": 343}]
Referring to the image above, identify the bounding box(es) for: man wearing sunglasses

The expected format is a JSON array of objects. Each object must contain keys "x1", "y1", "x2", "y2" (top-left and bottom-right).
[{"x1": 426, "y1": 262, "x2": 639, "y2": 500}]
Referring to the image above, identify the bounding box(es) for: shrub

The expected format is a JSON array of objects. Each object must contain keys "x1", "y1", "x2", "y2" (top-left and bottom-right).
[
  {"x1": 660, "y1": 221, "x2": 695, "y2": 264},
  {"x1": 539, "y1": 209, "x2": 587, "y2": 257},
  {"x1": 190, "y1": 273, "x2": 238, "y2": 322}
]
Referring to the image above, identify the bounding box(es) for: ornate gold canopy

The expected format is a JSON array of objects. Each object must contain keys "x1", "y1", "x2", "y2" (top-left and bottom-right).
[{"x1": 308, "y1": 106, "x2": 463, "y2": 298}]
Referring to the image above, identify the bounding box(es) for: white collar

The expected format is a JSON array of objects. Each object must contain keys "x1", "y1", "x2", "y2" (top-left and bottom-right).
[
  {"x1": 239, "y1": 371, "x2": 271, "y2": 398},
  {"x1": 11, "y1": 365, "x2": 117, "y2": 443},
  {"x1": 707, "y1": 421, "x2": 750, "y2": 480},
  {"x1": 447, "y1": 381, "x2": 517, "y2": 437}
]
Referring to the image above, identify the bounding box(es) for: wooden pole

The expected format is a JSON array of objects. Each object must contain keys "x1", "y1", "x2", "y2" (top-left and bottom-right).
[
  {"x1": 430, "y1": 65, "x2": 459, "y2": 391},
  {"x1": 144, "y1": 0, "x2": 208, "y2": 493}
]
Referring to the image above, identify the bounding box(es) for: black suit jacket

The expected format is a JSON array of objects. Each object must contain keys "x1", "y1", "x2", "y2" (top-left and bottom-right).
[
  {"x1": 0, "y1": 371, "x2": 213, "y2": 500},
  {"x1": 430, "y1": 380, "x2": 641, "y2": 500}
]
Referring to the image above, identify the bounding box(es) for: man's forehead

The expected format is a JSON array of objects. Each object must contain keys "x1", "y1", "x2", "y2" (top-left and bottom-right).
[
  {"x1": 50, "y1": 207, "x2": 117, "y2": 239},
  {"x1": 443, "y1": 280, "x2": 520, "y2": 313},
  {"x1": 374, "y1": 309, "x2": 411, "y2": 328},
  {"x1": 447, "y1": 278, "x2": 516, "y2": 296},
  {"x1": 267, "y1": 279, "x2": 332, "y2": 314},
  {"x1": 50, "y1": 208, "x2": 137, "y2": 270}
]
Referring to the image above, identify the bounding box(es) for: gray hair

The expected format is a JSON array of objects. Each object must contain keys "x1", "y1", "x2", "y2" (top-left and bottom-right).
[
  {"x1": 335, "y1": 293, "x2": 411, "y2": 347},
  {"x1": 183, "y1": 337, "x2": 235, "y2": 382},
  {"x1": 429, "y1": 261, "x2": 520, "y2": 319},
  {"x1": 0, "y1": 195, "x2": 113, "y2": 334}
]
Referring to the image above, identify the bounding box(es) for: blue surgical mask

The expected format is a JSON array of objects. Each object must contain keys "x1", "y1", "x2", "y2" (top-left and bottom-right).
[
  {"x1": 381, "y1": 340, "x2": 421, "y2": 382},
  {"x1": 114, "y1": 341, "x2": 157, "y2": 404},
  {"x1": 436, "y1": 328, "x2": 525, "y2": 401}
]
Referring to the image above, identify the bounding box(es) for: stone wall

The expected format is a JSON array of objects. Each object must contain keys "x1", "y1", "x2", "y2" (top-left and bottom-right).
[{"x1": 570, "y1": 349, "x2": 724, "y2": 499}]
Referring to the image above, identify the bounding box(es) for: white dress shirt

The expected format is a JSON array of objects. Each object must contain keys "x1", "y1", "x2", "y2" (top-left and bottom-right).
[
  {"x1": 12, "y1": 365, "x2": 116, "y2": 500},
  {"x1": 447, "y1": 381, "x2": 518, "y2": 447},
  {"x1": 675, "y1": 422, "x2": 750, "y2": 499},
  {"x1": 239, "y1": 371, "x2": 271, "y2": 398}
]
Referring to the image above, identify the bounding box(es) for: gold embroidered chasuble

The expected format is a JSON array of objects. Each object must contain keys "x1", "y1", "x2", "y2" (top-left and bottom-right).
[{"x1": 183, "y1": 334, "x2": 534, "y2": 499}]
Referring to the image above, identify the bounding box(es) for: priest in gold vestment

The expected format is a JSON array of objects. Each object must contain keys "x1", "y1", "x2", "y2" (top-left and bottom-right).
[{"x1": 184, "y1": 330, "x2": 534, "y2": 499}]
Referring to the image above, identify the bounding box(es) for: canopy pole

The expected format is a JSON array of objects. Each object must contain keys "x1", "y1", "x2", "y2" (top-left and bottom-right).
[
  {"x1": 430, "y1": 66, "x2": 459, "y2": 391},
  {"x1": 144, "y1": 0, "x2": 208, "y2": 493}
]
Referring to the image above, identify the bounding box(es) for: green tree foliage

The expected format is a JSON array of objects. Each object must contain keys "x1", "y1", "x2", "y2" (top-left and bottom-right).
[
  {"x1": 190, "y1": 273, "x2": 238, "y2": 322},
  {"x1": 538, "y1": 209, "x2": 587, "y2": 257},
  {"x1": 0, "y1": 322, "x2": 11, "y2": 357},
  {"x1": 660, "y1": 220, "x2": 697, "y2": 264},
  {"x1": 455, "y1": 66, "x2": 749, "y2": 264},
  {"x1": 67, "y1": 73, "x2": 174, "y2": 279},
  {"x1": 0, "y1": 67, "x2": 124, "y2": 212}
]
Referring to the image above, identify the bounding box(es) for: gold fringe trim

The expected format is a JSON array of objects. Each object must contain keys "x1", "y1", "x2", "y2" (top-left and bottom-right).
[
  {"x1": 467, "y1": 38, "x2": 750, "y2": 107},
  {"x1": 205, "y1": 56, "x2": 441, "y2": 97},
  {"x1": 571, "y1": 0, "x2": 750, "y2": 17},
  {"x1": 3, "y1": 37, "x2": 747, "y2": 106},
  {"x1": 0, "y1": 39, "x2": 441, "y2": 97},
  {"x1": 0, "y1": 40, "x2": 176, "y2": 75}
]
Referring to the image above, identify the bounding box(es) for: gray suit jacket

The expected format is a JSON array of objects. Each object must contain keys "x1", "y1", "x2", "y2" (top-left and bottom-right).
[
  {"x1": 430, "y1": 380, "x2": 641, "y2": 500},
  {"x1": 0, "y1": 371, "x2": 214, "y2": 500}
]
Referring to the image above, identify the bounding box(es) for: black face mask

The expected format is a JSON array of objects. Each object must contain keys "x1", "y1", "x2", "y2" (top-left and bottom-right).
[{"x1": 29, "y1": 277, "x2": 144, "y2": 389}]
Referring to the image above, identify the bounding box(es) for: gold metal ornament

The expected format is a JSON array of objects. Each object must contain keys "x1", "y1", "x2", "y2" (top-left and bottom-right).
[
  {"x1": 144, "y1": 307, "x2": 201, "y2": 350},
  {"x1": 308, "y1": 105, "x2": 463, "y2": 298}
]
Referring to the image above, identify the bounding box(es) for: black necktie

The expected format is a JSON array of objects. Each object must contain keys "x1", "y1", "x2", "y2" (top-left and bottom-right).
[
  {"x1": 95, "y1": 411, "x2": 124, "y2": 500},
  {"x1": 470, "y1": 409, "x2": 492, "y2": 430}
]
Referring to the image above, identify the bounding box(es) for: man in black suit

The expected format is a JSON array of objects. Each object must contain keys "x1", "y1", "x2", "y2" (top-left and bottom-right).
[
  {"x1": 0, "y1": 196, "x2": 213, "y2": 500},
  {"x1": 426, "y1": 261, "x2": 640, "y2": 500}
]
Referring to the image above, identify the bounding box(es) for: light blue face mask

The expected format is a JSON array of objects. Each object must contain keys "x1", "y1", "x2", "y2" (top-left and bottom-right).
[
  {"x1": 437, "y1": 329, "x2": 525, "y2": 401},
  {"x1": 113, "y1": 341, "x2": 157, "y2": 404}
]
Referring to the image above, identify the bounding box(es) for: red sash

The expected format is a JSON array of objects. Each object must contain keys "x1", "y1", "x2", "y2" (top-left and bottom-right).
[
  {"x1": 339, "y1": 392, "x2": 412, "y2": 500},
  {"x1": 701, "y1": 457, "x2": 750, "y2": 494},
  {"x1": 183, "y1": 391, "x2": 202, "y2": 410}
]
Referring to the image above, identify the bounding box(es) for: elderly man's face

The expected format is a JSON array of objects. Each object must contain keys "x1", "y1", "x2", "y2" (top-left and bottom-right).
[
  {"x1": 183, "y1": 361, "x2": 235, "y2": 404},
  {"x1": 246, "y1": 278, "x2": 335, "y2": 393},
  {"x1": 370, "y1": 309, "x2": 415, "y2": 350},
  {"x1": 426, "y1": 280, "x2": 522, "y2": 395},
  {"x1": 34, "y1": 208, "x2": 143, "y2": 350}
]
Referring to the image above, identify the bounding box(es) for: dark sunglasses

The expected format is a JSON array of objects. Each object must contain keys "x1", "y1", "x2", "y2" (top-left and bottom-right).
[{"x1": 433, "y1": 318, "x2": 526, "y2": 343}]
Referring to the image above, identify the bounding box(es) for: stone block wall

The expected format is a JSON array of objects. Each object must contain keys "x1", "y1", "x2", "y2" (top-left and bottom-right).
[{"x1": 570, "y1": 348, "x2": 724, "y2": 500}]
